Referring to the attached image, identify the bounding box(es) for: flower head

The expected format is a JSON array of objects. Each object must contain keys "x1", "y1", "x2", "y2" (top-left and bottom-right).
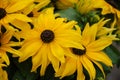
[
  {"x1": 0, "y1": 29, "x2": 21, "y2": 65},
  {"x1": 18, "y1": 8, "x2": 84, "y2": 75},
  {"x1": 0, "y1": 0, "x2": 33, "y2": 30},
  {"x1": 56, "y1": 22, "x2": 114, "y2": 80}
]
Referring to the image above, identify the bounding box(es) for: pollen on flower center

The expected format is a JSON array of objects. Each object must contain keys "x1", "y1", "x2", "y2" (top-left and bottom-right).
[
  {"x1": 0, "y1": 8, "x2": 7, "y2": 20},
  {"x1": 72, "y1": 47, "x2": 86, "y2": 56},
  {"x1": 40, "y1": 30, "x2": 54, "y2": 43}
]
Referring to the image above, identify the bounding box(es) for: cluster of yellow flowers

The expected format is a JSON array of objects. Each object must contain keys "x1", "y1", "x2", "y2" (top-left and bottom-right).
[{"x1": 0, "y1": 0, "x2": 119, "y2": 80}]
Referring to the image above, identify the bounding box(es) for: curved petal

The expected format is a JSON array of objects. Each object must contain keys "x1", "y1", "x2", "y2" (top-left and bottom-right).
[
  {"x1": 48, "y1": 47, "x2": 59, "y2": 72},
  {"x1": 1, "y1": 31, "x2": 13, "y2": 44},
  {"x1": 40, "y1": 45, "x2": 50, "y2": 76},
  {"x1": 19, "y1": 39, "x2": 42, "y2": 62},
  {"x1": 61, "y1": 58, "x2": 77, "y2": 78},
  {"x1": 87, "y1": 38, "x2": 112, "y2": 51},
  {"x1": 87, "y1": 51, "x2": 113, "y2": 67},
  {"x1": 1, "y1": 46, "x2": 21, "y2": 56},
  {"x1": 0, "y1": 51, "x2": 10, "y2": 65},
  {"x1": 82, "y1": 23, "x2": 91, "y2": 46},
  {"x1": 31, "y1": 49, "x2": 42, "y2": 72},
  {"x1": 10, "y1": 20, "x2": 31, "y2": 31},
  {"x1": 77, "y1": 60, "x2": 85, "y2": 80},
  {"x1": 80, "y1": 56, "x2": 96, "y2": 80},
  {"x1": 92, "y1": 60, "x2": 105, "y2": 78},
  {"x1": 50, "y1": 42, "x2": 65, "y2": 63}
]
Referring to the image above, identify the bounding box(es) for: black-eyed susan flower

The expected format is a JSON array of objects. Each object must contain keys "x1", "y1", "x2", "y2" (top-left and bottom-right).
[
  {"x1": 0, "y1": 30, "x2": 21, "y2": 65},
  {"x1": 18, "y1": 8, "x2": 84, "y2": 75},
  {"x1": 55, "y1": 0, "x2": 78, "y2": 9},
  {"x1": 0, "y1": 0, "x2": 33, "y2": 30},
  {"x1": 56, "y1": 23, "x2": 114, "y2": 80}
]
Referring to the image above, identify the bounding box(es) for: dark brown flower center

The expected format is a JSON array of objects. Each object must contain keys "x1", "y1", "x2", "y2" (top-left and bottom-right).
[
  {"x1": 41, "y1": 30, "x2": 54, "y2": 43},
  {"x1": 72, "y1": 47, "x2": 86, "y2": 56},
  {"x1": 0, "y1": 8, "x2": 7, "y2": 19}
]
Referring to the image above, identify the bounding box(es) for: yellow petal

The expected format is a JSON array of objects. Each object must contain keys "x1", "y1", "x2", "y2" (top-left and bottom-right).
[
  {"x1": 82, "y1": 23, "x2": 91, "y2": 46},
  {"x1": 92, "y1": 60, "x2": 105, "y2": 78},
  {"x1": 1, "y1": 46, "x2": 21, "y2": 56},
  {"x1": 82, "y1": 22, "x2": 98, "y2": 45},
  {"x1": 8, "y1": 14, "x2": 32, "y2": 22},
  {"x1": 6, "y1": 0, "x2": 33, "y2": 13},
  {"x1": 22, "y1": 3, "x2": 35, "y2": 15},
  {"x1": 10, "y1": 20, "x2": 31, "y2": 31},
  {"x1": 50, "y1": 42, "x2": 65, "y2": 63},
  {"x1": 0, "y1": 0, "x2": 9, "y2": 8},
  {"x1": 81, "y1": 56, "x2": 96, "y2": 80},
  {"x1": 34, "y1": 0, "x2": 51, "y2": 11},
  {"x1": 87, "y1": 51, "x2": 113, "y2": 67},
  {"x1": 1, "y1": 31, "x2": 13, "y2": 44},
  {"x1": 61, "y1": 58, "x2": 77, "y2": 78},
  {"x1": 19, "y1": 39, "x2": 42, "y2": 62},
  {"x1": 0, "y1": 51, "x2": 10, "y2": 65},
  {"x1": 56, "y1": 38, "x2": 83, "y2": 50},
  {"x1": 40, "y1": 44, "x2": 50, "y2": 76},
  {"x1": 87, "y1": 38, "x2": 112, "y2": 51},
  {"x1": 48, "y1": 47, "x2": 59, "y2": 72},
  {"x1": 31, "y1": 50, "x2": 42, "y2": 72},
  {"x1": 77, "y1": 60, "x2": 85, "y2": 80},
  {"x1": 56, "y1": 30, "x2": 84, "y2": 49}
]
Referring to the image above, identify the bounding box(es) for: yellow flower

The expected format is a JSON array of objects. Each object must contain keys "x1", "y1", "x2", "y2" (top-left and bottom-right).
[
  {"x1": 0, "y1": 59, "x2": 8, "y2": 80},
  {"x1": 55, "y1": 0, "x2": 78, "y2": 9},
  {"x1": 18, "y1": 8, "x2": 84, "y2": 75},
  {"x1": 56, "y1": 23, "x2": 114, "y2": 80},
  {"x1": 93, "y1": 0, "x2": 120, "y2": 18},
  {"x1": 0, "y1": 0, "x2": 33, "y2": 29},
  {"x1": 0, "y1": 30, "x2": 21, "y2": 65}
]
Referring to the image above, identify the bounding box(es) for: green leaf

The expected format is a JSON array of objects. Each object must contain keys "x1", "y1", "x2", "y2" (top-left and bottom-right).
[
  {"x1": 56, "y1": 7, "x2": 84, "y2": 27},
  {"x1": 13, "y1": 57, "x2": 32, "y2": 77},
  {"x1": 40, "y1": 64, "x2": 56, "y2": 80},
  {"x1": 104, "y1": 45, "x2": 119, "y2": 64},
  {"x1": 12, "y1": 71, "x2": 25, "y2": 80},
  {"x1": 26, "y1": 72, "x2": 38, "y2": 80}
]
